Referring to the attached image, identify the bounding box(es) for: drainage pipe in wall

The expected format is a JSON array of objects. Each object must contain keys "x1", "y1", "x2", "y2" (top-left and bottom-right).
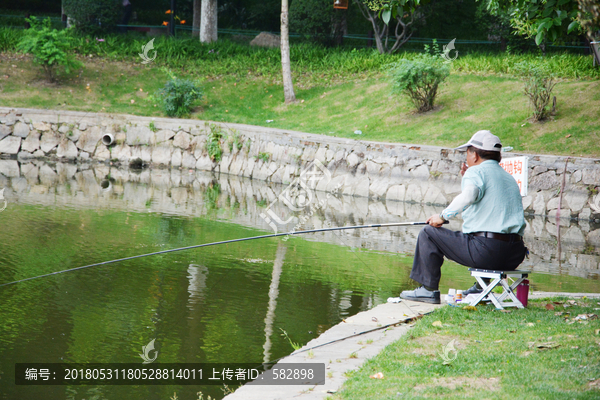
[{"x1": 102, "y1": 134, "x2": 114, "y2": 146}]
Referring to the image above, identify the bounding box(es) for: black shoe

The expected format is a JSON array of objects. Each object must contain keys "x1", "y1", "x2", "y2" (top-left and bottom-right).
[
  {"x1": 463, "y1": 282, "x2": 483, "y2": 296},
  {"x1": 400, "y1": 286, "x2": 441, "y2": 304}
]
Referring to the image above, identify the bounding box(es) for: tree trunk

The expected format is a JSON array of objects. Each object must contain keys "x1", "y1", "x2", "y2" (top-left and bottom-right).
[
  {"x1": 371, "y1": 15, "x2": 385, "y2": 54},
  {"x1": 354, "y1": 1, "x2": 385, "y2": 53},
  {"x1": 170, "y1": 0, "x2": 175, "y2": 36},
  {"x1": 200, "y1": 0, "x2": 217, "y2": 43},
  {"x1": 353, "y1": 0, "x2": 414, "y2": 54},
  {"x1": 193, "y1": 0, "x2": 201, "y2": 38},
  {"x1": 61, "y1": 2, "x2": 66, "y2": 27},
  {"x1": 332, "y1": 9, "x2": 347, "y2": 46},
  {"x1": 281, "y1": 0, "x2": 296, "y2": 104}
]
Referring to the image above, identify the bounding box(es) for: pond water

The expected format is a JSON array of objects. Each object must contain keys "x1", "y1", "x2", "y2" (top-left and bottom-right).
[{"x1": 1, "y1": 161, "x2": 599, "y2": 400}]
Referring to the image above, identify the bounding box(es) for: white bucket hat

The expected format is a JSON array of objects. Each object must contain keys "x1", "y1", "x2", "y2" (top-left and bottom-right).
[{"x1": 455, "y1": 130, "x2": 502, "y2": 152}]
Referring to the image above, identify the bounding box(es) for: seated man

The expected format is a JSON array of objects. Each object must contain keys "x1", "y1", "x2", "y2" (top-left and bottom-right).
[{"x1": 400, "y1": 130, "x2": 527, "y2": 304}]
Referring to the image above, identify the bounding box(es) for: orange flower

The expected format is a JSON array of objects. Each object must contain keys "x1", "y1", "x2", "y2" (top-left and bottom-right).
[
  {"x1": 165, "y1": 10, "x2": 172, "y2": 14},
  {"x1": 180, "y1": 20, "x2": 186, "y2": 24},
  {"x1": 162, "y1": 21, "x2": 168, "y2": 26}
]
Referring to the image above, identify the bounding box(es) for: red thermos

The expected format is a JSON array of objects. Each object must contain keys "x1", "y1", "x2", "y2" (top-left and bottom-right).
[{"x1": 516, "y1": 279, "x2": 529, "y2": 307}]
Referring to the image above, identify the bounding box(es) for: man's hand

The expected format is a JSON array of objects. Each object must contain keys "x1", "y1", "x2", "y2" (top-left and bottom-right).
[
  {"x1": 426, "y1": 214, "x2": 446, "y2": 228},
  {"x1": 460, "y1": 162, "x2": 468, "y2": 176}
]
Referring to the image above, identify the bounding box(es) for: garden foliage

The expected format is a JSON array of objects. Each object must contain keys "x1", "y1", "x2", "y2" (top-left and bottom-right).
[
  {"x1": 389, "y1": 42, "x2": 450, "y2": 112},
  {"x1": 4, "y1": 28, "x2": 598, "y2": 80},
  {"x1": 63, "y1": 0, "x2": 121, "y2": 35},
  {"x1": 516, "y1": 61, "x2": 556, "y2": 121},
  {"x1": 0, "y1": 27, "x2": 20, "y2": 51},
  {"x1": 157, "y1": 76, "x2": 203, "y2": 118},
  {"x1": 206, "y1": 124, "x2": 224, "y2": 162},
  {"x1": 17, "y1": 17, "x2": 82, "y2": 82},
  {"x1": 482, "y1": 0, "x2": 582, "y2": 45},
  {"x1": 290, "y1": 0, "x2": 335, "y2": 45}
]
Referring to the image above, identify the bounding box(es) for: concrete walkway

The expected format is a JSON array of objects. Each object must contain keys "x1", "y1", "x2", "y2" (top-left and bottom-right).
[
  {"x1": 223, "y1": 291, "x2": 600, "y2": 400},
  {"x1": 223, "y1": 300, "x2": 442, "y2": 400}
]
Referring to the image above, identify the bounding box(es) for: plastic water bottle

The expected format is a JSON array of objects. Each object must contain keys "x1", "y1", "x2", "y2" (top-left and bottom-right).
[{"x1": 446, "y1": 289, "x2": 456, "y2": 305}]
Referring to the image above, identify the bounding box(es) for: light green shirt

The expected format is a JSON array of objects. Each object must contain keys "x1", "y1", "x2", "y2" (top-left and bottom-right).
[{"x1": 461, "y1": 160, "x2": 526, "y2": 236}]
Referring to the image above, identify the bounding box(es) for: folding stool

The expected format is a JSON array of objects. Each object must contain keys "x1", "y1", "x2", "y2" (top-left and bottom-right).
[{"x1": 468, "y1": 268, "x2": 530, "y2": 309}]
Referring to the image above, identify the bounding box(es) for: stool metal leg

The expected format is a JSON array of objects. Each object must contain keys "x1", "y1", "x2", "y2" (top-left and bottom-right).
[
  {"x1": 470, "y1": 276, "x2": 503, "y2": 309},
  {"x1": 496, "y1": 277, "x2": 525, "y2": 302},
  {"x1": 496, "y1": 278, "x2": 525, "y2": 309}
]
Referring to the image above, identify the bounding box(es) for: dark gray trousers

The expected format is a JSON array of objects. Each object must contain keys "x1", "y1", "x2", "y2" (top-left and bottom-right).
[{"x1": 410, "y1": 225, "x2": 527, "y2": 290}]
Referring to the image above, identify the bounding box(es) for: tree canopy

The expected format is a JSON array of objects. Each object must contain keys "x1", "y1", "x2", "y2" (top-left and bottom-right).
[{"x1": 480, "y1": 0, "x2": 599, "y2": 44}]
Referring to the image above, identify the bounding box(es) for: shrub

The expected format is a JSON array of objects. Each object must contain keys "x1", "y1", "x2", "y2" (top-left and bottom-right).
[
  {"x1": 157, "y1": 77, "x2": 203, "y2": 117},
  {"x1": 63, "y1": 0, "x2": 121, "y2": 35},
  {"x1": 515, "y1": 61, "x2": 557, "y2": 121},
  {"x1": 17, "y1": 17, "x2": 83, "y2": 82},
  {"x1": 389, "y1": 50, "x2": 450, "y2": 113},
  {"x1": 205, "y1": 124, "x2": 223, "y2": 162}
]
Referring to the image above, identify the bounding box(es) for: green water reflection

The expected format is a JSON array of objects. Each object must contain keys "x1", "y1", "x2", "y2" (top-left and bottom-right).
[
  {"x1": 1, "y1": 203, "x2": 599, "y2": 400},
  {"x1": 0, "y1": 205, "x2": 409, "y2": 400}
]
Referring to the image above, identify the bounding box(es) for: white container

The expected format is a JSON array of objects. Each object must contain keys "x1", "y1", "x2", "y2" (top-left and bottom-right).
[{"x1": 446, "y1": 288, "x2": 456, "y2": 304}]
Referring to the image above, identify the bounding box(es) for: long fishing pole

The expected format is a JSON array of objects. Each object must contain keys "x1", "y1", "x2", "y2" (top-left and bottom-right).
[{"x1": 0, "y1": 220, "x2": 446, "y2": 288}]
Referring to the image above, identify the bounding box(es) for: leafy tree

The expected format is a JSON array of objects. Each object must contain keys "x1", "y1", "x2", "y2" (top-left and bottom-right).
[
  {"x1": 577, "y1": 0, "x2": 600, "y2": 41},
  {"x1": 479, "y1": 0, "x2": 584, "y2": 45},
  {"x1": 417, "y1": 0, "x2": 487, "y2": 40},
  {"x1": 63, "y1": 0, "x2": 121, "y2": 35},
  {"x1": 354, "y1": 0, "x2": 428, "y2": 54},
  {"x1": 17, "y1": 17, "x2": 83, "y2": 82}
]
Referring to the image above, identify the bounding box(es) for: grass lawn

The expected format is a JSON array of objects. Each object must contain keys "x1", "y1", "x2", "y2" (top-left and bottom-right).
[
  {"x1": 1, "y1": 52, "x2": 599, "y2": 158},
  {"x1": 331, "y1": 298, "x2": 600, "y2": 400}
]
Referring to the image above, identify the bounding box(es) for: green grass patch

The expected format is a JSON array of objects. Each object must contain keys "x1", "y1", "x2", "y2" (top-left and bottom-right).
[
  {"x1": 1, "y1": 36, "x2": 599, "y2": 157},
  {"x1": 333, "y1": 298, "x2": 600, "y2": 400}
]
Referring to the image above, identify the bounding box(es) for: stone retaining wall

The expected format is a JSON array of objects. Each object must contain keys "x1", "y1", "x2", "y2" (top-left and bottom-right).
[{"x1": 1, "y1": 107, "x2": 599, "y2": 221}]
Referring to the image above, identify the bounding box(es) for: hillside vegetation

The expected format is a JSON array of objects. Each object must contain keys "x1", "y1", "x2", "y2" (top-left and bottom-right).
[{"x1": 1, "y1": 34, "x2": 599, "y2": 157}]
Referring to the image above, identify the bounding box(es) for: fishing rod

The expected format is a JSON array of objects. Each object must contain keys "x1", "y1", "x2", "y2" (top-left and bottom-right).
[{"x1": 0, "y1": 220, "x2": 447, "y2": 288}]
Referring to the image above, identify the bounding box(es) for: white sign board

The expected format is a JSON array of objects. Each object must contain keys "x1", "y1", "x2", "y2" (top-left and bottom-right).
[{"x1": 499, "y1": 156, "x2": 528, "y2": 197}]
